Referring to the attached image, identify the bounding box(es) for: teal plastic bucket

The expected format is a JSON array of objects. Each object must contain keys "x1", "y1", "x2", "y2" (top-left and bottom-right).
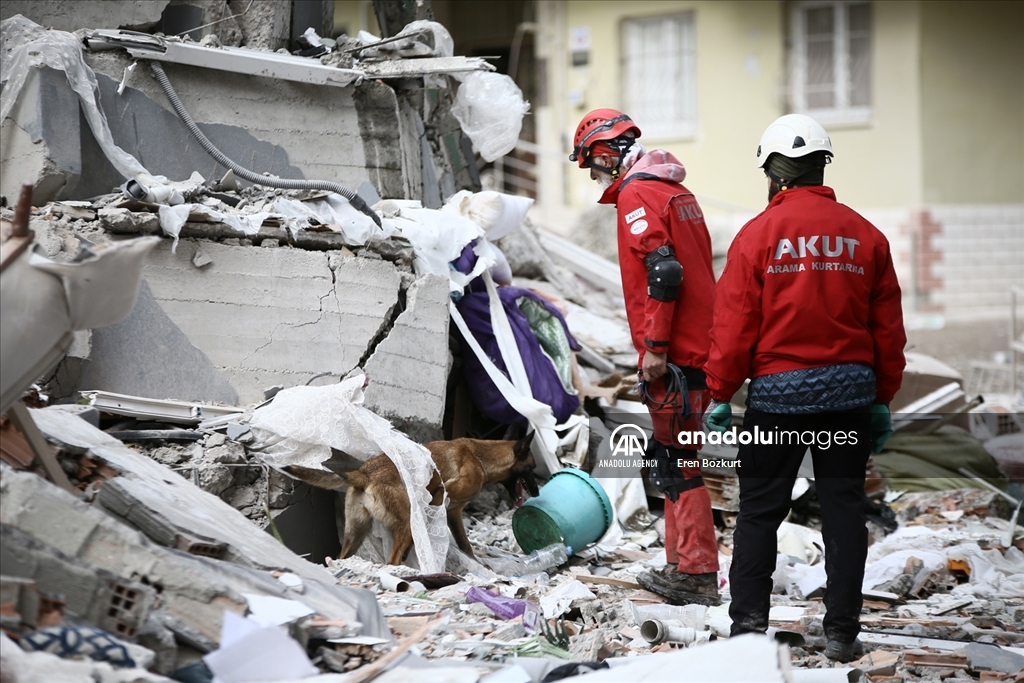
[{"x1": 512, "y1": 468, "x2": 613, "y2": 553}]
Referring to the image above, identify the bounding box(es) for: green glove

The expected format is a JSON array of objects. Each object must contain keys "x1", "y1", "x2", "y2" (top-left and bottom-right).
[
  {"x1": 870, "y1": 403, "x2": 892, "y2": 454},
  {"x1": 703, "y1": 400, "x2": 732, "y2": 433}
]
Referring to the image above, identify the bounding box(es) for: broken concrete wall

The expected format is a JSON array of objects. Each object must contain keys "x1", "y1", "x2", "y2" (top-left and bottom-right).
[
  {"x1": 140, "y1": 239, "x2": 405, "y2": 404},
  {"x1": 0, "y1": 524, "x2": 158, "y2": 640},
  {"x1": 64, "y1": 232, "x2": 450, "y2": 434},
  {"x1": 0, "y1": 1, "x2": 168, "y2": 32},
  {"x1": 25, "y1": 200, "x2": 452, "y2": 435},
  {"x1": 2, "y1": 49, "x2": 378, "y2": 204},
  {"x1": 2, "y1": 24, "x2": 471, "y2": 212},
  {"x1": 0, "y1": 0, "x2": 299, "y2": 49},
  {"x1": 1, "y1": 459, "x2": 385, "y2": 659},
  {"x1": 363, "y1": 273, "x2": 451, "y2": 442},
  {"x1": 353, "y1": 81, "x2": 413, "y2": 204},
  {"x1": 0, "y1": 68, "x2": 84, "y2": 206},
  {"x1": 76, "y1": 278, "x2": 240, "y2": 406},
  {"x1": 234, "y1": 0, "x2": 292, "y2": 51}
]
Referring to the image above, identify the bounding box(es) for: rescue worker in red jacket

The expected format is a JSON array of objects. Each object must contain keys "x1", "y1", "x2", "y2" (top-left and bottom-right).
[
  {"x1": 571, "y1": 109, "x2": 720, "y2": 605},
  {"x1": 703, "y1": 114, "x2": 906, "y2": 661}
]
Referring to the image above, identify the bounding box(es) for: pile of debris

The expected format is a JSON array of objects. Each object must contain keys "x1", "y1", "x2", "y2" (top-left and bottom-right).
[
  {"x1": 3, "y1": 158, "x2": 1023, "y2": 683},
  {"x1": 3, "y1": 7, "x2": 1023, "y2": 683}
]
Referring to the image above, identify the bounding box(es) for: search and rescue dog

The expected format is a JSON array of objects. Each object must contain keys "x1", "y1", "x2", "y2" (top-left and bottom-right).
[{"x1": 289, "y1": 433, "x2": 538, "y2": 566}]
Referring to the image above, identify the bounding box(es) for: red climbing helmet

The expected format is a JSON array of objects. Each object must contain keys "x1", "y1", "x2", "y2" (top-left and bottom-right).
[{"x1": 569, "y1": 108, "x2": 642, "y2": 168}]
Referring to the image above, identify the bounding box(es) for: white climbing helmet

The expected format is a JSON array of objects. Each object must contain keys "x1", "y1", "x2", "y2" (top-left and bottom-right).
[{"x1": 755, "y1": 114, "x2": 833, "y2": 168}]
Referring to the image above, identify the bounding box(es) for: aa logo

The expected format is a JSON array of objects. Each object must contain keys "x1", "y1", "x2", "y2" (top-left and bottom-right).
[{"x1": 609, "y1": 424, "x2": 648, "y2": 457}]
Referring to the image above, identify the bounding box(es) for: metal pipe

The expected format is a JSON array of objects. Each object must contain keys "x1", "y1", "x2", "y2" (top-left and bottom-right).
[{"x1": 640, "y1": 619, "x2": 712, "y2": 646}]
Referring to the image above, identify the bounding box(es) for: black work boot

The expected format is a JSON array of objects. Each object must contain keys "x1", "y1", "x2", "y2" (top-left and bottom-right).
[
  {"x1": 637, "y1": 570, "x2": 721, "y2": 606},
  {"x1": 824, "y1": 638, "x2": 864, "y2": 663}
]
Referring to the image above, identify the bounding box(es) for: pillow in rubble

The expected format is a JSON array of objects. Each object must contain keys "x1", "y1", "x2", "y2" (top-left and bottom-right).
[{"x1": 20, "y1": 625, "x2": 137, "y2": 668}]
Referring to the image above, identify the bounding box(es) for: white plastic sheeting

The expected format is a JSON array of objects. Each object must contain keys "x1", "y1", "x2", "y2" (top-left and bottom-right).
[
  {"x1": 155, "y1": 193, "x2": 383, "y2": 252},
  {"x1": 539, "y1": 579, "x2": 595, "y2": 619},
  {"x1": 451, "y1": 71, "x2": 530, "y2": 162},
  {"x1": 444, "y1": 189, "x2": 533, "y2": 285},
  {"x1": 862, "y1": 525, "x2": 1024, "y2": 599},
  {"x1": 248, "y1": 376, "x2": 449, "y2": 573},
  {"x1": 391, "y1": 203, "x2": 491, "y2": 297},
  {"x1": 388, "y1": 189, "x2": 588, "y2": 476},
  {"x1": 0, "y1": 15, "x2": 158, "y2": 187},
  {"x1": 272, "y1": 195, "x2": 397, "y2": 244},
  {"x1": 445, "y1": 190, "x2": 533, "y2": 241}
]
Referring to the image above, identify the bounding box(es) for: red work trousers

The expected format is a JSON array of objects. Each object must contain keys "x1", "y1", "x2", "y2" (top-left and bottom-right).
[{"x1": 647, "y1": 381, "x2": 720, "y2": 575}]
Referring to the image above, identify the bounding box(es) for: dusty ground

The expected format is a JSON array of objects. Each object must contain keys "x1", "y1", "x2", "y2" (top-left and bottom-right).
[{"x1": 906, "y1": 317, "x2": 1013, "y2": 381}]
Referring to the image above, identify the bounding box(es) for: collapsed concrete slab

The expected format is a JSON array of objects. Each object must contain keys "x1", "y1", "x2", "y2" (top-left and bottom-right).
[
  {"x1": 363, "y1": 273, "x2": 451, "y2": 442},
  {"x1": 26, "y1": 405, "x2": 335, "y2": 578},
  {"x1": 0, "y1": 68, "x2": 82, "y2": 205},
  {"x1": 76, "y1": 279, "x2": 239, "y2": 406},
  {"x1": 24, "y1": 197, "x2": 452, "y2": 436},
  {"x1": 0, "y1": 1, "x2": 168, "y2": 33},
  {"x1": 141, "y1": 240, "x2": 402, "y2": 404},
  {"x1": 1, "y1": 409, "x2": 392, "y2": 652},
  {"x1": 1, "y1": 524, "x2": 158, "y2": 639}
]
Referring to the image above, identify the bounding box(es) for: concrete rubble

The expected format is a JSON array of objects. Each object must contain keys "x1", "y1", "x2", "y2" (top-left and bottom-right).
[{"x1": 2, "y1": 4, "x2": 1023, "y2": 683}]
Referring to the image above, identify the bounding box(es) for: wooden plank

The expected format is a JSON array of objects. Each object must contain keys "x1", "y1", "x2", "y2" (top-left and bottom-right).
[
  {"x1": 7, "y1": 402, "x2": 75, "y2": 493},
  {"x1": 903, "y1": 649, "x2": 968, "y2": 668},
  {"x1": 861, "y1": 617, "x2": 961, "y2": 628},
  {"x1": 344, "y1": 617, "x2": 443, "y2": 683},
  {"x1": 577, "y1": 574, "x2": 643, "y2": 590},
  {"x1": 613, "y1": 549, "x2": 656, "y2": 562},
  {"x1": 930, "y1": 599, "x2": 974, "y2": 615}
]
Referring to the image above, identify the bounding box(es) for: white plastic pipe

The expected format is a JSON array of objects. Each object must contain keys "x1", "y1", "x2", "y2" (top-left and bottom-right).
[
  {"x1": 378, "y1": 571, "x2": 410, "y2": 593},
  {"x1": 641, "y1": 619, "x2": 713, "y2": 646}
]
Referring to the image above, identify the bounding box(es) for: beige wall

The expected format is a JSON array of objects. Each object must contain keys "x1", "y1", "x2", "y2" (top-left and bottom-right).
[
  {"x1": 333, "y1": 0, "x2": 379, "y2": 36},
  {"x1": 559, "y1": 1, "x2": 787, "y2": 213},
  {"x1": 920, "y1": 1, "x2": 1024, "y2": 204},
  {"x1": 549, "y1": 0, "x2": 938, "y2": 214},
  {"x1": 828, "y1": 0, "x2": 923, "y2": 209}
]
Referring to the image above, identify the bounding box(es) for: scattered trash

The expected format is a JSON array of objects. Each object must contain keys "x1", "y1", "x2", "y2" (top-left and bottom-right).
[
  {"x1": 1, "y1": 9, "x2": 1021, "y2": 683},
  {"x1": 464, "y1": 587, "x2": 540, "y2": 631}
]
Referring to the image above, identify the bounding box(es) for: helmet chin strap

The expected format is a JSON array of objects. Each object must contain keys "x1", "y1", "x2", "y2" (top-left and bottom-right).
[
  {"x1": 584, "y1": 136, "x2": 636, "y2": 179},
  {"x1": 765, "y1": 153, "x2": 831, "y2": 191},
  {"x1": 590, "y1": 162, "x2": 622, "y2": 180},
  {"x1": 765, "y1": 166, "x2": 791, "y2": 191}
]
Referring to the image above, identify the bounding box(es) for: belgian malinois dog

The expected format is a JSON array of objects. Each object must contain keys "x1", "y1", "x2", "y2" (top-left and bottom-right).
[{"x1": 291, "y1": 433, "x2": 538, "y2": 566}]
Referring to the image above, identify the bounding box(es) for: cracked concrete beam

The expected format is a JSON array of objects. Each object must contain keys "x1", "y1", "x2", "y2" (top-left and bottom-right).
[
  {"x1": 142, "y1": 240, "x2": 401, "y2": 403},
  {"x1": 363, "y1": 273, "x2": 451, "y2": 442},
  {"x1": 0, "y1": 1, "x2": 168, "y2": 32}
]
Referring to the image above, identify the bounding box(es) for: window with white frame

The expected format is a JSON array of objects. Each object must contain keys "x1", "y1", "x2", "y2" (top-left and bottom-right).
[
  {"x1": 789, "y1": 0, "x2": 872, "y2": 125},
  {"x1": 621, "y1": 13, "x2": 697, "y2": 140}
]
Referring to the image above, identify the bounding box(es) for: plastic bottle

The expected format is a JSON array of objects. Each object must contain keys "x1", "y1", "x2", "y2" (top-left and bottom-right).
[
  {"x1": 521, "y1": 543, "x2": 570, "y2": 573},
  {"x1": 484, "y1": 543, "x2": 570, "y2": 576}
]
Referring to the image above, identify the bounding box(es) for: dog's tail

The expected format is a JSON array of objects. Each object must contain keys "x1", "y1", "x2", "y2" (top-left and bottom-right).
[
  {"x1": 341, "y1": 469, "x2": 370, "y2": 491},
  {"x1": 282, "y1": 465, "x2": 350, "y2": 492}
]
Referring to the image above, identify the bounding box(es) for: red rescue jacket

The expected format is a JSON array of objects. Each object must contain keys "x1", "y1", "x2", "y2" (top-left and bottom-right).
[
  {"x1": 704, "y1": 186, "x2": 906, "y2": 403},
  {"x1": 598, "y1": 150, "x2": 716, "y2": 369}
]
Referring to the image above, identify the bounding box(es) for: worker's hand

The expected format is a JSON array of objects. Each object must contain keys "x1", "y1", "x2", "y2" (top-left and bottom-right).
[
  {"x1": 870, "y1": 403, "x2": 893, "y2": 454},
  {"x1": 641, "y1": 351, "x2": 668, "y2": 382},
  {"x1": 703, "y1": 400, "x2": 732, "y2": 433}
]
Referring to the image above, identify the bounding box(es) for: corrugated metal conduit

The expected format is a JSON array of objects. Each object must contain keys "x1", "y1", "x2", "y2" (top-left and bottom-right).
[{"x1": 146, "y1": 60, "x2": 381, "y2": 227}]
